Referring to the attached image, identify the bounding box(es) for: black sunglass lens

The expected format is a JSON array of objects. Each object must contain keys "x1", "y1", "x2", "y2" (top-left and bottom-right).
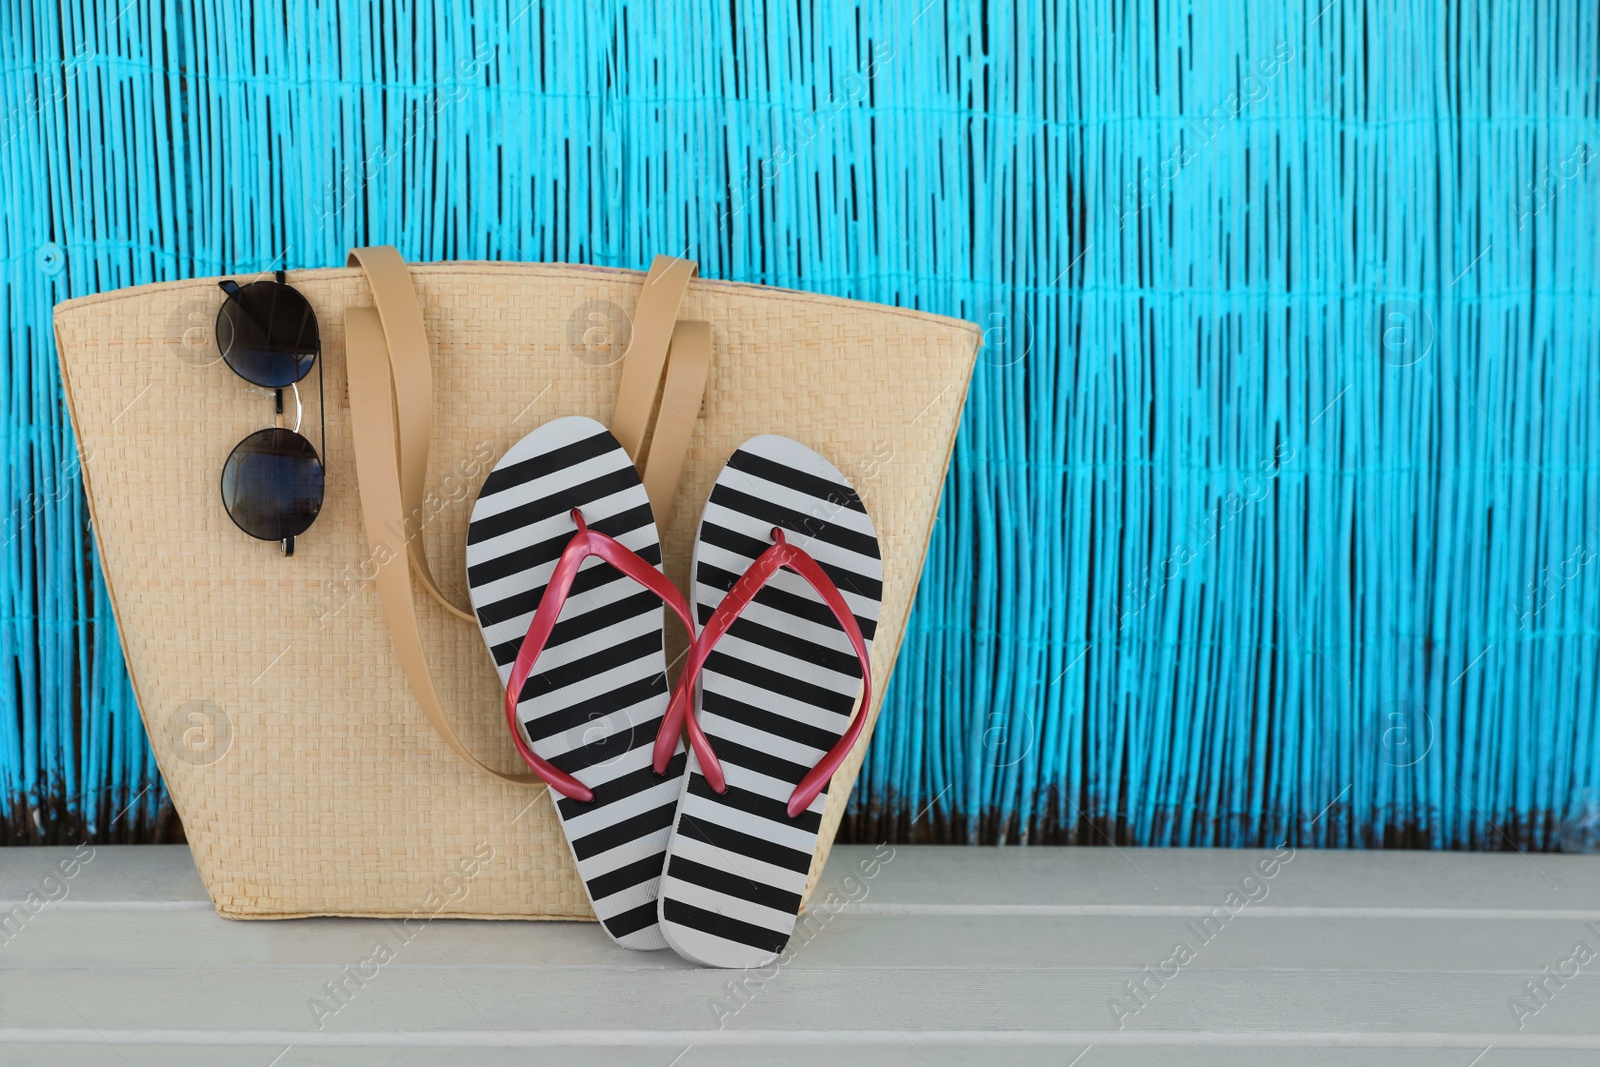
[
  {"x1": 215, "y1": 280, "x2": 319, "y2": 387},
  {"x1": 220, "y1": 428, "x2": 325, "y2": 541}
]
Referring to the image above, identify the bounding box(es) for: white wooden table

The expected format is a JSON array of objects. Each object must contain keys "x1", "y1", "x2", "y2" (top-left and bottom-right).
[{"x1": 3, "y1": 844, "x2": 1599, "y2": 1065}]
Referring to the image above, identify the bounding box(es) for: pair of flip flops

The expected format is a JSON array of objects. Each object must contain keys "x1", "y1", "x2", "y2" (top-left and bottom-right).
[{"x1": 464, "y1": 416, "x2": 881, "y2": 968}]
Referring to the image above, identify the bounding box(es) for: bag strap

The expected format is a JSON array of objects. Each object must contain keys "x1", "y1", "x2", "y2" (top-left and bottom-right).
[
  {"x1": 612, "y1": 255, "x2": 711, "y2": 524},
  {"x1": 344, "y1": 250, "x2": 540, "y2": 786},
  {"x1": 641, "y1": 320, "x2": 711, "y2": 523},
  {"x1": 612, "y1": 254, "x2": 695, "y2": 458},
  {"x1": 342, "y1": 246, "x2": 709, "y2": 786},
  {"x1": 346, "y1": 246, "x2": 475, "y2": 624}
]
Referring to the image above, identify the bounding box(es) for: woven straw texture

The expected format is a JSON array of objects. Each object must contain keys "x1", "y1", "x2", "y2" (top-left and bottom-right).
[{"x1": 52, "y1": 263, "x2": 979, "y2": 919}]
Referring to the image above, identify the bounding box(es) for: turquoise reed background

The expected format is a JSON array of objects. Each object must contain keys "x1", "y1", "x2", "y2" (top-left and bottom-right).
[{"x1": 2, "y1": 1, "x2": 1597, "y2": 847}]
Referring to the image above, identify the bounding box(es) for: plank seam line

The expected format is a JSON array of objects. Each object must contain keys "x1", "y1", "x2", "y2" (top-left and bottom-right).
[
  {"x1": 846, "y1": 904, "x2": 1600, "y2": 919},
  {"x1": 15, "y1": 902, "x2": 1600, "y2": 920},
  {"x1": 2, "y1": 1029, "x2": 1599, "y2": 1049}
]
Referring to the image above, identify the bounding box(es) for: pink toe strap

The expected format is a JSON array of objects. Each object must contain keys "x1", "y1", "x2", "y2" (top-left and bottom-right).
[
  {"x1": 505, "y1": 509, "x2": 703, "y2": 802},
  {"x1": 653, "y1": 527, "x2": 872, "y2": 818}
]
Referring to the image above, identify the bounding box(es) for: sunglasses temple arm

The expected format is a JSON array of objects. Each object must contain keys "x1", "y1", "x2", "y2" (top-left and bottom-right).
[
  {"x1": 318, "y1": 337, "x2": 327, "y2": 462},
  {"x1": 280, "y1": 349, "x2": 326, "y2": 558}
]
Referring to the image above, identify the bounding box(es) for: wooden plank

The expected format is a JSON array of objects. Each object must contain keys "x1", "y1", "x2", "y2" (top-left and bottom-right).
[
  {"x1": 7, "y1": 1045, "x2": 1593, "y2": 1067},
  {"x1": 3, "y1": 966, "x2": 1598, "y2": 1037},
  {"x1": 3, "y1": 844, "x2": 1600, "y2": 1065},
  {"x1": 6, "y1": 908, "x2": 1600, "y2": 976},
  {"x1": 10, "y1": 844, "x2": 1598, "y2": 912},
  {"x1": 0, "y1": 845, "x2": 207, "y2": 904},
  {"x1": 846, "y1": 845, "x2": 1600, "y2": 913}
]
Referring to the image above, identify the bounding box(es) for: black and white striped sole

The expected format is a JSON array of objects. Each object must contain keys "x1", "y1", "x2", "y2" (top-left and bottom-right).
[
  {"x1": 656, "y1": 435, "x2": 883, "y2": 968},
  {"x1": 465, "y1": 415, "x2": 685, "y2": 951}
]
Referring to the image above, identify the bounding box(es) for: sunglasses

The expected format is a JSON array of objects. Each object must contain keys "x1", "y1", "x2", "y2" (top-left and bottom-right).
[{"x1": 215, "y1": 270, "x2": 326, "y2": 556}]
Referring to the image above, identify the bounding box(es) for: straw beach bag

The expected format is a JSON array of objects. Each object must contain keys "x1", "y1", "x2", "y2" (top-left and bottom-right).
[{"x1": 52, "y1": 249, "x2": 980, "y2": 920}]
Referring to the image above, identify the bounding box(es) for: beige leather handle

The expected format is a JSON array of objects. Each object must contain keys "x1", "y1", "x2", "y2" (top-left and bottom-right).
[
  {"x1": 345, "y1": 247, "x2": 475, "y2": 625},
  {"x1": 612, "y1": 255, "x2": 696, "y2": 460},
  {"x1": 342, "y1": 247, "x2": 708, "y2": 786},
  {"x1": 613, "y1": 255, "x2": 711, "y2": 523},
  {"x1": 344, "y1": 254, "x2": 539, "y2": 787},
  {"x1": 641, "y1": 320, "x2": 711, "y2": 523}
]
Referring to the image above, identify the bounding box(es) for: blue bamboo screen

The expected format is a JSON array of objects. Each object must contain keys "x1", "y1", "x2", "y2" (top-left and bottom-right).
[{"x1": 2, "y1": 1, "x2": 1597, "y2": 848}]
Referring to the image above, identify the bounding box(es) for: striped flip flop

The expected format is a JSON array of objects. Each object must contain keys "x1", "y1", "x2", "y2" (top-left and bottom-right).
[
  {"x1": 650, "y1": 435, "x2": 883, "y2": 968},
  {"x1": 466, "y1": 415, "x2": 691, "y2": 950}
]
